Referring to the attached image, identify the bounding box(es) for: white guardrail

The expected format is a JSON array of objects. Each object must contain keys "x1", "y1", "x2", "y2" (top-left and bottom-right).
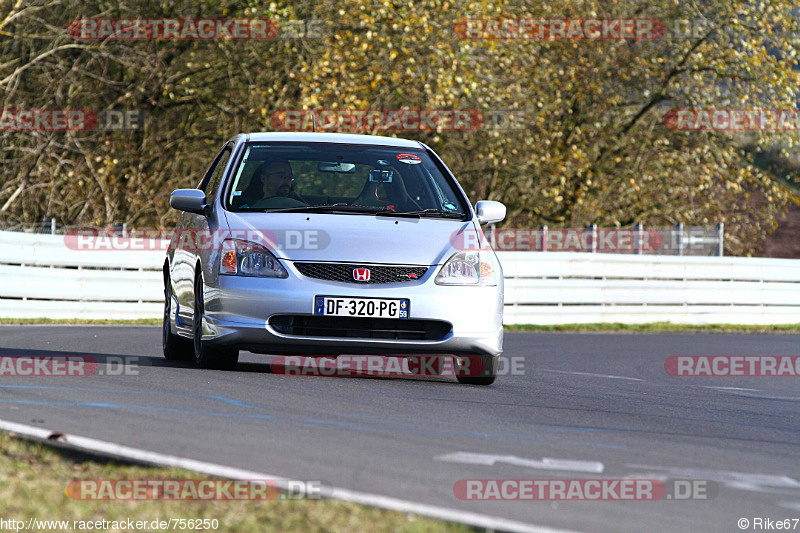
[
  {"x1": 0, "y1": 230, "x2": 163, "y2": 320},
  {"x1": 1, "y1": 230, "x2": 799, "y2": 324}
]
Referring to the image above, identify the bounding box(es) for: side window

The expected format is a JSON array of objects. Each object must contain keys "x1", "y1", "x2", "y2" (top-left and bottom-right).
[{"x1": 201, "y1": 147, "x2": 232, "y2": 202}]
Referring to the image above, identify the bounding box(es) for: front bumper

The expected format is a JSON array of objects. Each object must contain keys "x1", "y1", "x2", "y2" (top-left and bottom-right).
[{"x1": 195, "y1": 264, "x2": 503, "y2": 356}]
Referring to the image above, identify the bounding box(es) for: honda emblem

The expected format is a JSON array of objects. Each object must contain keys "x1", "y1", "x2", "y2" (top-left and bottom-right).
[{"x1": 353, "y1": 268, "x2": 371, "y2": 282}]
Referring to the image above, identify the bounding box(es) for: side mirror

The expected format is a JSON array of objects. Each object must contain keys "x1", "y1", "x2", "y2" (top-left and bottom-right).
[
  {"x1": 170, "y1": 189, "x2": 208, "y2": 215},
  {"x1": 475, "y1": 200, "x2": 506, "y2": 226}
]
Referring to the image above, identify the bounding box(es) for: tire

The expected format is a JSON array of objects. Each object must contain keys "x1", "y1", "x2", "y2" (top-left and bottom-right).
[
  {"x1": 163, "y1": 272, "x2": 194, "y2": 361},
  {"x1": 455, "y1": 355, "x2": 498, "y2": 386},
  {"x1": 193, "y1": 272, "x2": 239, "y2": 370}
]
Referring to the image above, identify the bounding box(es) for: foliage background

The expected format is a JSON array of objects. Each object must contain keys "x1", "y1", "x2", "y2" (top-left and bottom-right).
[{"x1": 1, "y1": 0, "x2": 798, "y2": 255}]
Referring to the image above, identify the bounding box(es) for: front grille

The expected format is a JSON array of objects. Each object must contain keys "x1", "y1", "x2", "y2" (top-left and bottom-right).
[
  {"x1": 293, "y1": 262, "x2": 428, "y2": 284},
  {"x1": 269, "y1": 315, "x2": 451, "y2": 340}
]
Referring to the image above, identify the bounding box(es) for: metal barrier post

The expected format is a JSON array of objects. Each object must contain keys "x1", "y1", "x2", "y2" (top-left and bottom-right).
[
  {"x1": 586, "y1": 223, "x2": 597, "y2": 253},
  {"x1": 539, "y1": 225, "x2": 548, "y2": 252},
  {"x1": 634, "y1": 223, "x2": 643, "y2": 255}
]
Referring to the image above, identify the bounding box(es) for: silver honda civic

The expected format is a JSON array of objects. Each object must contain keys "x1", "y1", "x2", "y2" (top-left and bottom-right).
[{"x1": 163, "y1": 132, "x2": 505, "y2": 384}]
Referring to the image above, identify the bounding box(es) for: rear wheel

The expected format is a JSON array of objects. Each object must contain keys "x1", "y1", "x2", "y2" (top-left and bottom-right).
[
  {"x1": 193, "y1": 272, "x2": 239, "y2": 370},
  {"x1": 162, "y1": 272, "x2": 193, "y2": 361},
  {"x1": 455, "y1": 355, "x2": 498, "y2": 386}
]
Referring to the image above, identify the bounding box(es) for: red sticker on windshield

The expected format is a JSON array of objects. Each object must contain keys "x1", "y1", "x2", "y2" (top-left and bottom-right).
[{"x1": 396, "y1": 153, "x2": 422, "y2": 164}]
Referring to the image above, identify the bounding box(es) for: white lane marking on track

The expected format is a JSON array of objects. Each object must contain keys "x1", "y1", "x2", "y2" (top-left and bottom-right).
[
  {"x1": 704, "y1": 387, "x2": 760, "y2": 392},
  {"x1": 734, "y1": 395, "x2": 800, "y2": 401},
  {"x1": 625, "y1": 464, "x2": 800, "y2": 493},
  {"x1": 0, "y1": 419, "x2": 582, "y2": 533},
  {"x1": 437, "y1": 452, "x2": 604, "y2": 473},
  {"x1": 704, "y1": 387, "x2": 800, "y2": 401},
  {"x1": 542, "y1": 370, "x2": 642, "y2": 381}
]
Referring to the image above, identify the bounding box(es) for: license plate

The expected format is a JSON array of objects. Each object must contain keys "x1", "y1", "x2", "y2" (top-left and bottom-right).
[{"x1": 314, "y1": 296, "x2": 409, "y2": 319}]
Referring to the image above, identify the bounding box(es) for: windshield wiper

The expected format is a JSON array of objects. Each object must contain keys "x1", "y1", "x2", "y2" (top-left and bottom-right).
[
  {"x1": 377, "y1": 209, "x2": 465, "y2": 219},
  {"x1": 251, "y1": 204, "x2": 464, "y2": 218},
  {"x1": 256, "y1": 203, "x2": 371, "y2": 213}
]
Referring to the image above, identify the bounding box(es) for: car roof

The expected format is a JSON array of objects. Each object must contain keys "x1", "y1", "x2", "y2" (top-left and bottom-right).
[{"x1": 241, "y1": 131, "x2": 424, "y2": 149}]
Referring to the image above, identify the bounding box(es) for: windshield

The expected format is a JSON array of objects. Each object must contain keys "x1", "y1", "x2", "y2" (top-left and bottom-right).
[{"x1": 225, "y1": 142, "x2": 468, "y2": 218}]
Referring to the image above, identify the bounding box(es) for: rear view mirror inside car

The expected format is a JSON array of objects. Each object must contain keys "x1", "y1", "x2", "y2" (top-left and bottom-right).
[{"x1": 318, "y1": 161, "x2": 356, "y2": 173}]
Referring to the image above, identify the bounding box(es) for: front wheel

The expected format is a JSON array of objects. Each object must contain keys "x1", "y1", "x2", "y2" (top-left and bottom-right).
[
  {"x1": 455, "y1": 355, "x2": 498, "y2": 386},
  {"x1": 193, "y1": 273, "x2": 239, "y2": 370},
  {"x1": 163, "y1": 273, "x2": 193, "y2": 361}
]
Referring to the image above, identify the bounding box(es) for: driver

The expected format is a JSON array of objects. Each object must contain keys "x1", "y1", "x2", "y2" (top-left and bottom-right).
[{"x1": 254, "y1": 159, "x2": 306, "y2": 203}]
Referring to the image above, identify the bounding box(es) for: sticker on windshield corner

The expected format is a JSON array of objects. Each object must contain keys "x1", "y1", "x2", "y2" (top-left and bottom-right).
[{"x1": 396, "y1": 153, "x2": 422, "y2": 165}]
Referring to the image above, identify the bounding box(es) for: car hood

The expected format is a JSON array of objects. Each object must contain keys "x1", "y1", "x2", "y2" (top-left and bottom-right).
[{"x1": 223, "y1": 211, "x2": 477, "y2": 265}]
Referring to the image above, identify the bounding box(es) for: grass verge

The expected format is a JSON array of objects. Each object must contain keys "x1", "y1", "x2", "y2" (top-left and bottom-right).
[{"x1": 0, "y1": 431, "x2": 468, "y2": 533}]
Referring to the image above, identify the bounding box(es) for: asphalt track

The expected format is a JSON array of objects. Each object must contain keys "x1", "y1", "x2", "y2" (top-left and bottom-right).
[{"x1": 0, "y1": 326, "x2": 798, "y2": 532}]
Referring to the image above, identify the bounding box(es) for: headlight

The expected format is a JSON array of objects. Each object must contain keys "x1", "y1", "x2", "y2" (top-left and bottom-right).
[
  {"x1": 220, "y1": 239, "x2": 288, "y2": 278},
  {"x1": 435, "y1": 250, "x2": 498, "y2": 286}
]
